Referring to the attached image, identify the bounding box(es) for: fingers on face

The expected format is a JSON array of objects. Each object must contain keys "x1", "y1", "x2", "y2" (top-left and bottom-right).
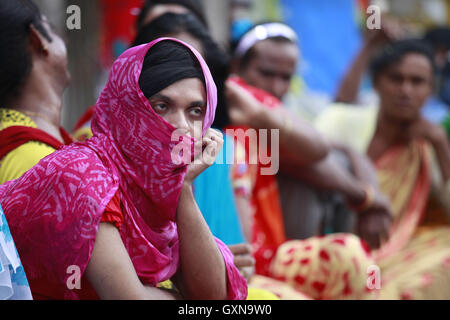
[
  {"x1": 206, "y1": 128, "x2": 224, "y2": 142},
  {"x1": 203, "y1": 130, "x2": 223, "y2": 154}
]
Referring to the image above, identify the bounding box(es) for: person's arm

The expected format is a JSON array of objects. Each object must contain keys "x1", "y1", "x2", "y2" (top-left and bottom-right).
[
  {"x1": 234, "y1": 195, "x2": 253, "y2": 243},
  {"x1": 335, "y1": 43, "x2": 377, "y2": 104},
  {"x1": 335, "y1": 17, "x2": 404, "y2": 104},
  {"x1": 231, "y1": 145, "x2": 256, "y2": 244},
  {"x1": 175, "y1": 183, "x2": 228, "y2": 300},
  {"x1": 330, "y1": 141, "x2": 379, "y2": 186},
  {"x1": 330, "y1": 142, "x2": 392, "y2": 248},
  {"x1": 85, "y1": 223, "x2": 181, "y2": 300},
  {"x1": 428, "y1": 127, "x2": 450, "y2": 182},
  {"x1": 226, "y1": 81, "x2": 330, "y2": 167},
  {"x1": 279, "y1": 149, "x2": 368, "y2": 204},
  {"x1": 406, "y1": 117, "x2": 450, "y2": 182},
  {"x1": 280, "y1": 143, "x2": 392, "y2": 249},
  {"x1": 175, "y1": 128, "x2": 247, "y2": 300}
]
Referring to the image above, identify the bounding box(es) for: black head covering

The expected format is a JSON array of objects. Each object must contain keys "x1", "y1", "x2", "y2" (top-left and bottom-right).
[{"x1": 139, "y1": 41, "x2": 204, "y2": 99}]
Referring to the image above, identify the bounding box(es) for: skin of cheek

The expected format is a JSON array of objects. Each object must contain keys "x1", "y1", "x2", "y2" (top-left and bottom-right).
[
  {"x1": 376, "y1": 57, "x2": 433, "y2": 122},
  {"x1": 44, "y1": 24, "x2": 71, "y2": 86},
  {"x1": 150, "y1": 79, "x2": 207, "y2": 140},
  {"x1": 377, "y1": 79, "x2": 431, "y2": 122}
]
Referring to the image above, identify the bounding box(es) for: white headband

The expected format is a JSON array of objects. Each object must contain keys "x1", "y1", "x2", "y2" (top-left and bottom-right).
[{"x1": 235, "y1": 22, "x2": 298, "y2": 58}]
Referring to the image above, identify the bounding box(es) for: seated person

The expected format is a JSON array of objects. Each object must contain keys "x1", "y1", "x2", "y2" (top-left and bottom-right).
[
  {"x1": 227, "y1": 22, "x2": 392, "y2": 270},
  {"x1": 316, "y1": 39, "x2": 450, "y2": 299},
  {"x1": 0, "y1": 38, "x2": 247, "y2": 300},
  {"x1": 0, "y1": 0, "x2": 72, "y2": 184}
]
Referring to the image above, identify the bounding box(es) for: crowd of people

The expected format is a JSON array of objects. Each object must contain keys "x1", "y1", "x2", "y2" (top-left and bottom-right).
[{"x1": 0, "y1": 0, "x2": 449, "y2": 300}]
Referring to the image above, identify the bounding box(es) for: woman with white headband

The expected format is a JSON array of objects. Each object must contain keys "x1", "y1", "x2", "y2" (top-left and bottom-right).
[{"x1": 225, "y1": 22, "x2": 392, "y2": 299}]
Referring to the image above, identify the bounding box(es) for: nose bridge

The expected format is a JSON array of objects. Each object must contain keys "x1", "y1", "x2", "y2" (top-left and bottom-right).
[
  {"x1": 274, "y1": 76, "x2": 287, "y2": 97},
  {"x1": 400, "y1": 78, "x2": 413, "y2": 95},
  {"x1": 169, "y1": 108, "x2": 189, "y2": 131}
]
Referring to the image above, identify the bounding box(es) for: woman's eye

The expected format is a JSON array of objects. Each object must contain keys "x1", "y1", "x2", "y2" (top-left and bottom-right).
[
  {"x1": 189, "y1": 107, "x2": 204, "y2": 117},
  {"x1": 153, "y1": 103, "x2": 168, "y2": 112}
]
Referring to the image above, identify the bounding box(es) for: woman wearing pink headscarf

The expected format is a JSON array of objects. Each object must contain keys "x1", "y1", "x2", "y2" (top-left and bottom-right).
[{"x1": 0, "y1": 38, "x2": 247, "y2": 300}]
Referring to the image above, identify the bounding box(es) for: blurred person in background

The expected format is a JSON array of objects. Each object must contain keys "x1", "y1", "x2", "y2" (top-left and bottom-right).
[
  {"x1": 227, "y1": 22, "x2": 392, "y2": 299},
  {"x1": 0, "y1": 0, "x2": 73, "y2": 300},
  {"x1": 316, "y1": 39, "x2": 450, "y2": 299},
  {"x1": 335, "y1": 19, "x2": 450, "y2": 129},
  {"x1": 136, "y1": 0, "x2": 208, "y2": 30},
  {"x1": 0, "y1": 0, "x2": 73, "y2": 185}
]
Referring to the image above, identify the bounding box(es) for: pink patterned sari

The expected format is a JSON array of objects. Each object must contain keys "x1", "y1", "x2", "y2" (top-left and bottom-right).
[{"x1": 0, "y1": 38, "x2": 247, "y2": 300}]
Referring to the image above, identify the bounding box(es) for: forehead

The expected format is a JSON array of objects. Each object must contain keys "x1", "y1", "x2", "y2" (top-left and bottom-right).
[
  {"x1": 156, "y1": 78, "x2": 206, "y2": 101},
  {"x1": 383, "y1": 53, "x2": 433, "y2": 78},
  {"x1": 250, "y1": 39, "x2": 299, "y2": 66}
]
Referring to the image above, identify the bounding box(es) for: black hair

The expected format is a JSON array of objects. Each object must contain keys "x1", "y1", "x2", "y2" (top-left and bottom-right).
[
  {"x1": 369, "y1": 39, "x2": 435, "y2": 81},
  {"x1": 233, "y1": 22, "x2": 297, "y2": 71},
  {"x1": 424, "y1": 27, "x2": 450, "y2": 51},
  {"x1": 133, "y1": 12, "x2": 231, "y2": 129},
  {"x1": 133, "y1": 12, "x2": 204, "y2": 48},
  {"x1": 135, "y1": 0, "x2": 208, "y2": 31},
  {"x1": 0, "y1": 0, "x2": 52, "y2": 106}
]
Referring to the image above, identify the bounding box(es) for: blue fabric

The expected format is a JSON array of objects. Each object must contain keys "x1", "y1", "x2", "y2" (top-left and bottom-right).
[
  {"x1": 0, "y1": 204, "x2": 32, "y2": 300},
  {"x1": 231, "y1": 19, "x2": 254, "y2": 44},
  {"x1": 194, "y1": 134, "x2": 246, "y2": 245},
  {"x1": 422, "y1": 96, "x2": 450, "y2": 124},
  {"x1": 281, "y1": 0, "x2": 362, "y2": 97}
]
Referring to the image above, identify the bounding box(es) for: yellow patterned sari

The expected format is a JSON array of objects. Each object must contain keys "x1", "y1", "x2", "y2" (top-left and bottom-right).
[
  {"x1": 315, "y1": 105, "x2": 450, "y2": 299},
  {"x1": 373, "y1": 141, "x2": 450, "y2": 299}
]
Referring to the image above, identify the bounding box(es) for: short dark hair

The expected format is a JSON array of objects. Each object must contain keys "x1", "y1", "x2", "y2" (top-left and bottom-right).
[
  {"x1": 369, "y1": 39, "x2": 435, "y2": 81},
  {"x1": 135, "y1": 0, "x2": 208, "y2": 31},
  {"x1": 0, "y1": 0, "x2": 52, "y2": 106},
  {"x1": 424, "y1": 27, "x2": 450, "y2": 50},
  {"x1": 133, "y1": 12, "x2": 205, "y2": 48}
]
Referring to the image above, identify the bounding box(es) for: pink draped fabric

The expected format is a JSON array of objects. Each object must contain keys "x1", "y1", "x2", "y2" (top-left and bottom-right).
[{"x1": 0, "y1": 38, "x2": 247, "y2": 300}]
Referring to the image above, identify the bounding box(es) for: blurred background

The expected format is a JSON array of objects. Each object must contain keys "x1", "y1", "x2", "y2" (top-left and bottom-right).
[{"x1": 34, "y1": 0, "x2": 450, "y2": 130}]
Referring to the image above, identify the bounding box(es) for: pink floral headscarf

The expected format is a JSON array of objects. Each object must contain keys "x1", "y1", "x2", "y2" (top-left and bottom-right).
[{"x1": 0, "y1": 38, "x2": 247, "y2": 300}]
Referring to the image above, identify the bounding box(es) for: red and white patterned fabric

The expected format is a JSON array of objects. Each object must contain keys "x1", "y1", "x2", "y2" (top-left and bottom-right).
[{"x1": 269, "y1": 234, "x2": 377, "y2": 300}]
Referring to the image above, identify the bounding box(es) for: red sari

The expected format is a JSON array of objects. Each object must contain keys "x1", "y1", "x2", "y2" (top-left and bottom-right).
[{"x1": 226, "y1": 76, "x2": 286, "y2": 276}]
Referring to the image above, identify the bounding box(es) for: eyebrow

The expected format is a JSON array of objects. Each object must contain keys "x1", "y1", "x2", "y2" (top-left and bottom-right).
[
  {"x1": 150, "y1": 94, "x2": 206, "y2": 107},
  {"x1": 149, "y1": 93, "x2": 174, "y2": 103},
  {"x1": 190, "y1": 101, "x2": 207, "y2": 107}
]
